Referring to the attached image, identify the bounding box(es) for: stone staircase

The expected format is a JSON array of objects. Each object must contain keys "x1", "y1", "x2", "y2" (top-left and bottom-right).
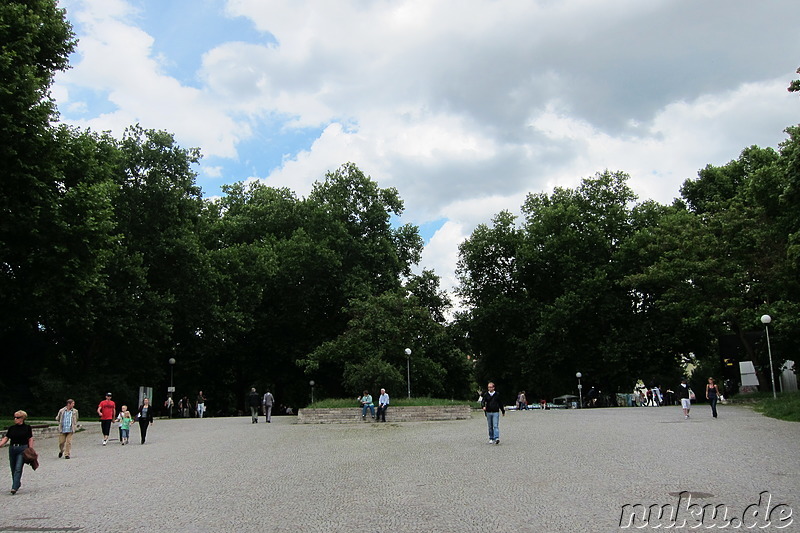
[{"x1": 297, "y1": 405, "x2": 472, "y2": 424}]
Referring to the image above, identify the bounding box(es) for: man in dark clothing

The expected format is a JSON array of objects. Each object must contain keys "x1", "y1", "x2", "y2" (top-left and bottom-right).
[
  {"x1": 481, "y1": 382, "x2": 505, "y2": 445},
  {"x1": 647, "y1": 378, "x2": 663, "y2": 406},
  {"x1": 248, "y1": 388, "x2": 260, "y2": 423},
  {"x1": 676, "y1": 379, "x2": 692, "y2": 419}
]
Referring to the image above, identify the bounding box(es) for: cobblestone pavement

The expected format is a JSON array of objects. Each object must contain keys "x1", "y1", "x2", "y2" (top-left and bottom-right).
[{"x1": 1, "y1": 404, "x2": 798, "y2": 532}]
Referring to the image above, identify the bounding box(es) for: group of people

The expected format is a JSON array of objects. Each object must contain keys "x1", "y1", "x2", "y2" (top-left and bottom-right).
[
  {"x1": 0, "y1": 393, "x2": 154, "y2": 496},
  {"x1": 1, "y1": 389, "x2": 173, "y2": 494},
  {"x1": 633, "y1": 377, "x2": 723, "y2": 418},
  {"x1": 478, "y1": 376, "x2": 724, "y2": 447},
  {"x1": 633, "y1": 379, "x2": 666, "y2": 407},
  {"x1": 247, "y1": 388, "x2": 276, "y2": 423},
  {"x1": 176, "y1": 391, "x2": 207, "y2": 418},
  {"x1": 358, "y1": 389, "x2": 390, "y2": 422},
  {"x1": 675, "y1": 377, "x2": 723, "y2": 419},
  {"x1": 96, "y1": 393, "x2": 155, "y2": 446},
  {"x1": 0, "y1": 374, "x2": 730, "y2": 495}
]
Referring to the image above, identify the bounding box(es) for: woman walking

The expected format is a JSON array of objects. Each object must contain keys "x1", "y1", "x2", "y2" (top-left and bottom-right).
[
  {"x1": 137, "y1": 398, "x2": 154, "y2": 444},
  {"x1": 706, "y1": 377, "x2": 721, "y2": 418},
  {"x1": 0, "y1": 410, "x2": 35, "y2": 494}
]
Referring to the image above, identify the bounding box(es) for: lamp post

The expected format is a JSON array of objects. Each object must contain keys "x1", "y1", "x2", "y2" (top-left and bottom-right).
[
  {"x1": 309, "y1": 380, "x2": 315, "y2": 405},
  {"x1": 405, "y1": 348, "x2": 412, "y2": 398},
  {"x1": 576, "y1": 372, "x2": 583, "y2": 409},
  {"x1": 760, "y1": 315, "x2": 777, "y2": 399},
  {"x1": 168, "y1": 358, "x2": 176, "y2": 418}
]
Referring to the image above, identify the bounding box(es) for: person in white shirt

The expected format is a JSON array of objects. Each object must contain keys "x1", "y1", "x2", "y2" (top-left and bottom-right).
[{"x1": 376, "y1": 389, "x2": 390, "y2": 422}]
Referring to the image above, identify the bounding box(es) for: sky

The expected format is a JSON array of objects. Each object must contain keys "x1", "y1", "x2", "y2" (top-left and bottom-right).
[{"x1": 51, "y1": 0, "x2": 800, "y2": 304}]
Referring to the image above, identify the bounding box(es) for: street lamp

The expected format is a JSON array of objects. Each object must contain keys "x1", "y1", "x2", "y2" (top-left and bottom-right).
[
  {"x1": 405, "y1": 348, "x2": 412, "y2": 398},
  {"x1": 761, "y1": 315, "x2": 777, "y2": 399},
  {"x1": 168, "y1": 357, "x2": 176, "y2": 418},
  {"x1": 576, "y1": 372, "x2": 583, "y2": 409},
  {"x1": 309, "y1": 380, "x2": 315, "y2": 405}
]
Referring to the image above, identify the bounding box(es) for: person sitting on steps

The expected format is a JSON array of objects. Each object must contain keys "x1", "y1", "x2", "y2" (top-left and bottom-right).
[{"x1": 358, "y1": 390, "x2": 375, "y2": 420}]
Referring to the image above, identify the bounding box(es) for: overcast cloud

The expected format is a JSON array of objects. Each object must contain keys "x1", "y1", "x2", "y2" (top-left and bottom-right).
[{"x1": 53, "y1": 0, "x2": 800, "y2": 299}]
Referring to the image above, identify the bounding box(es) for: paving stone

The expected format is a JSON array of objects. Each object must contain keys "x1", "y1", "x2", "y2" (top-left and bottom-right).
[{"x1": 1, "y1": 405, "x2": 797, "y2": 532}]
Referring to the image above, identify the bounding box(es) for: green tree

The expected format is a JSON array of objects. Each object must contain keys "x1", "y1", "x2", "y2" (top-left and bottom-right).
[
  {"x1": 458, "y1": 171, "x2": 684, "y2": 400},
  {"x1": 12, "y1": 127, "x2": 122, "y2": 411},
  {"x1": 406, "y1": 269, "x2": 452, "y2": 324},
  {"x1": 305, "y1": 162, "x2": 422, "y2": 299},
  {"x1": 626, "y1": 141, "x2": 800, "y2": 389},
  {"x1": 456, "y1": 210, "x2": 526, "y2": 392},
  {"x1": 299, "y1": 288, "x2": 472, "y2": 402},
  {"x1": 0, "y1": 0, "x2": 74, "y2": 145},
  {"x1": 0, "y1": 0, "x2": 82, "y2": 411},
  {"x1": 192, "y1": 165, "x2": 426, "y2": 410},
  {"x1": 789, "y1": 66, "x2": 800, "y2": 93}
]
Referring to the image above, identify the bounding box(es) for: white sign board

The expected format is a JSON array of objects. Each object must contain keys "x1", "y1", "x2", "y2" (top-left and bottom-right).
[{"x1": 739, "y1": 361, "x2": 759, "y2": 387}]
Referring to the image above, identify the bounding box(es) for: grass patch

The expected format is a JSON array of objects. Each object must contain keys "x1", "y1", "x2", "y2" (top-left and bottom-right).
[
  {"x1": 731, "y1": 390, "x2": 776, "y2": 403},
  {"x1": 0, "y1": 419, "x2": 59, "y2": 427},
  {"x1": 751, "y1": 391, "x2": 800, "y2": 422},
  {"x1": 307, "y1": 397, "x2": 470, "y2": 409}
]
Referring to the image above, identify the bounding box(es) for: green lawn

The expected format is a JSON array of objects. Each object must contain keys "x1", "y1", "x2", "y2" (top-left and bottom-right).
[
  {"x1": 749, "y1": 390, "x2": 800, "y2": 422},
  {"x1": 307, "y1": 396, "x2": 471, "y2": 409},
  {"x1": 0, "y1": 419, "x2": 59, "y2": 428}
]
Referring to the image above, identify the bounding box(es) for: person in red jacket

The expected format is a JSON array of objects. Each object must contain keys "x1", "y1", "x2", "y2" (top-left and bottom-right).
[{"x1": 97, "y1": 392, "x2": 116, "y2": 446}]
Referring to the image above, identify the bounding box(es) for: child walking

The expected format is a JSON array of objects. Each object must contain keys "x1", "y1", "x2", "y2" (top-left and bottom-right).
[{"x1": 117, "y1": 405, "x2": 134, "y2": 445}]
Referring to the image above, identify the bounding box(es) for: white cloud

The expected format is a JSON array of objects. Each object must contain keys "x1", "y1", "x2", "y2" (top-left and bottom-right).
[
  {"x1": 418, "y1": 220, "x2": 468, "y2": 298},
  {"x1": 55, "y1": 0, "x2": 247, "y2": 157},
  {"x1": 202, "y1": 165, "x2": 225, "y2": 179},
  {"x1": 52, "y1": 0, "x2": 800, "y2": 307}
]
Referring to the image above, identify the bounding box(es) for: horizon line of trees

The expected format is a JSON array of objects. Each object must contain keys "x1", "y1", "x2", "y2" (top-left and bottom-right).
[
  {"x1": 2, "y1": 2, "x2": 797, "y2": 415},
  {"x1": 458, "y1": 68, "x2": 799, "y2": 400},
  {"x1": 1, "y1": 1, "x2": 473, "y2": 415}
]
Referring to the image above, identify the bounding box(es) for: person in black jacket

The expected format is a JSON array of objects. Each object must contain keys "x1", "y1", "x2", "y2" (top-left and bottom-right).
[
  {"x1": 481, "y1": 382, "x2": 505, "y2": 445},
  {"x1": 248, "y1": 388, "x2": 260, "y2": 423},
  {"x1": 137, "y1": 398, "x2": 154, "y2": 444},
  {"x1": 0, "y1": 410, "x2": 34, "y2": 494}
]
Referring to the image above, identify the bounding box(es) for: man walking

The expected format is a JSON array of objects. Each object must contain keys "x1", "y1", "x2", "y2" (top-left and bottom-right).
[
  {"x1": 55, "y1": 399, "x2": 78, "y2": 459},
  {"x1": 248, "y1": 388, "x2": 260, "y2": 423},
  {"x1": 97, "y1": 392, "x2": 115, "y2": 446},
  {"x1": 677, "y1": 378, "x2": 692, "y2": 419},
  {"x1": 481, "y1": 382, "x2": 505, "y2": 445},
  {"x1": 196, "y1": 391, "x2": 206, "y2": 418},
  {"x1": 262, "y1": 390, "x2": 275, "y2": 423},
  {"x1": 376, "y1": 388, "x2": 389, "y2": 422}
]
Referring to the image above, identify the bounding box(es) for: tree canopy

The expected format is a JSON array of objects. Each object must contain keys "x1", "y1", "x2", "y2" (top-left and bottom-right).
[
  {"x1": 2, "y1": 1, "x2": 797, "y2": 414},
  {"x1": 457, "y1": 138, "x2": 800, "y2": 400}
]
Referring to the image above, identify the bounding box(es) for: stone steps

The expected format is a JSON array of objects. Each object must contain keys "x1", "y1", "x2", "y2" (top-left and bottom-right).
[{"x1": 297, "y1": 405, "x2": 472, "y2": 424}]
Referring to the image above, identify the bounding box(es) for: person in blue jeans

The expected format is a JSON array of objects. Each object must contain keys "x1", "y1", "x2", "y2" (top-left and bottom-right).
[
  {"x1": 706, "y1": 377, "x2": 721, "y2": 418},
  {"x1": 359, "y1": 390, "x2": 375, "y2": 420},
  {"x1": 481, "y1": 382, "x2": 505, "y2": 445},
  {"x1": 0, "y1": 410, "x2": 35, "y2": 494}
]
